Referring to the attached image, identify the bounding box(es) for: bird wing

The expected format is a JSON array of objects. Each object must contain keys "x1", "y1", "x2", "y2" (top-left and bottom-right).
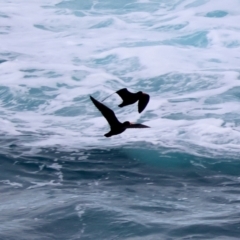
[
  {"x1": 138, "y1": 93, "x2": 150, "y2": 113},
  {"x1": 90, "y1": 96, "x2": 121, "y2": 128},
  {"x1": 116, "y1": 88, "x2": 134, "y2": 101},
  {"x1": 127, "y1": 123, "x2": 150, "y2": 128}
]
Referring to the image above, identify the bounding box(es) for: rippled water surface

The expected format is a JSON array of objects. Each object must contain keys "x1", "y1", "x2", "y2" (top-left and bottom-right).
[{"x1": 1, "y1": 0, "x2": 240, "y2": 239}]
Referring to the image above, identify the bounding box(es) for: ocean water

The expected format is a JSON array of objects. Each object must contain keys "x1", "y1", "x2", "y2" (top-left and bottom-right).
[{"x1": 1, "y1": 0, "x2": 240, "y2": 239}]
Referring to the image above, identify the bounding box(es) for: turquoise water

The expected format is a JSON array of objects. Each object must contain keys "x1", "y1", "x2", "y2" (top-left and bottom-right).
[{"x1": 1, "y1": 0, "x2": 240, "y2": 239}]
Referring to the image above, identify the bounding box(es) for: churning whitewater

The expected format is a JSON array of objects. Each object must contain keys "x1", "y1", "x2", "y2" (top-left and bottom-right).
[
  {"x1": 1, "y1": 0, "x2": 240, "y2": 239},
  {"x1": 1, "y1": 0, "x2": 240, "y2": 156}
]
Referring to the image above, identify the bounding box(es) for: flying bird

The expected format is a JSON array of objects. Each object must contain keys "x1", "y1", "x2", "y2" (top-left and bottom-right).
[
  {"x1": 116, "y1": 88, "x2": 150, "y2": 113},
  {"x1": 90, "y1": 96, "x2": 150, "y2": 137},
  {"x1": 102, "y1": 88, "x2": 150, "y2": 113}
]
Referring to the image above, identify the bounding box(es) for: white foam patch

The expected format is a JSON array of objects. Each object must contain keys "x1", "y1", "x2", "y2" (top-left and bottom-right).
[
  {"x1": 0, "y1": 180, "x2": 23, "y2": 188},
  {"x1": 1, "y1": 0, "x2": 240, "y2": 157},
  {"x1": 27, "y1": 180, "x2": 62, "y2": 189}
]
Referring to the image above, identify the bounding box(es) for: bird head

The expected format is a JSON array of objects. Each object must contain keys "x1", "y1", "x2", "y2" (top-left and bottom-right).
[{"x1": 123, "y1": 121, "x2": 131, "y2": 127}]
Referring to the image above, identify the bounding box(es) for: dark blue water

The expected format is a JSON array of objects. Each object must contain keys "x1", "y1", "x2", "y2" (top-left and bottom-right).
[{"x1": 1, "y1": 146, "x2": 240, "y2": 239}]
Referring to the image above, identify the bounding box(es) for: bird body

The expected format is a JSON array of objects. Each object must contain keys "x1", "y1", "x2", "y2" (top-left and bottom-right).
[
  {"x1": 90, "y1": 96, "x2": 150, "y2": 137},
  {"x1": 104, "y1": 122, "x2": 129, "y2": 137}
]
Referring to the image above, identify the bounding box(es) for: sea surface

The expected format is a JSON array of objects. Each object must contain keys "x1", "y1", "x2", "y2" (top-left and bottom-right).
[{"x1": 1, "y1": 0, "x2": 240, "y2": 239}]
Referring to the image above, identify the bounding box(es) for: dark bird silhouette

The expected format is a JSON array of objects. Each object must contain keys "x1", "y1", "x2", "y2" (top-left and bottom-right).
[
  {"x1": 101, "y1": 88, "x2": 150, "y2": 113},
  {"x1": 116, "y1": 88, "x2": 150, "y2": 113},
  {"x1": 90, "y1": 96, "x2": 150, "y2": 137}
]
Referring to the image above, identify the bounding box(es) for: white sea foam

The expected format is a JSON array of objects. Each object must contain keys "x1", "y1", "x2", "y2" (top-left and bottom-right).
[
  {"x1": 0, "y1": 180, "x2": 23, "y2": 188},
  {"x1": 1, "y1": 0, "x2": 240, "y2": 156}
]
